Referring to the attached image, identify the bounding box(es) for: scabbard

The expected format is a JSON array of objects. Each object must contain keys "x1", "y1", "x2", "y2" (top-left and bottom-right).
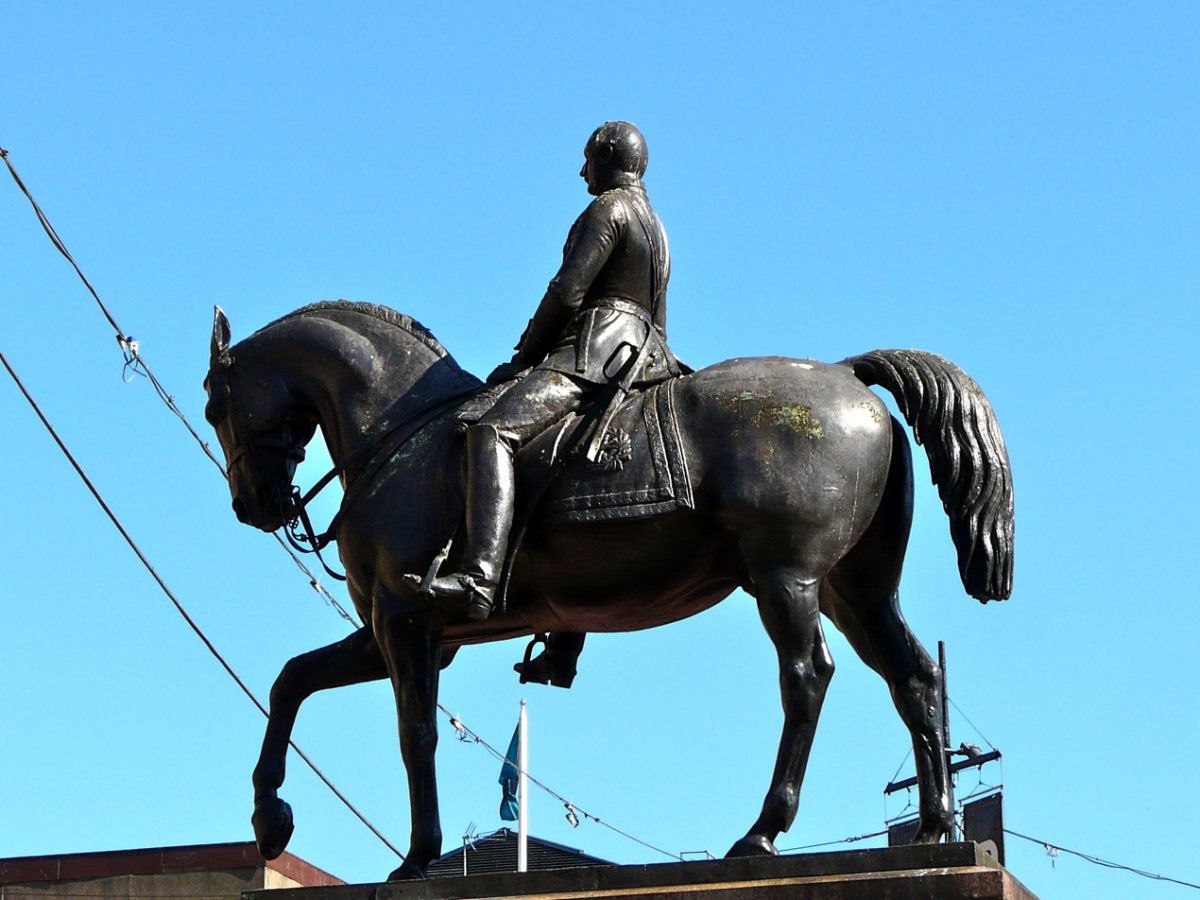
[{"x1": 583, "y1": 321, "x2": 653, "y2": 464}]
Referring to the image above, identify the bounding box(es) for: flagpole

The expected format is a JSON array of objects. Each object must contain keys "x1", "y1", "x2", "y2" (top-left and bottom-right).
[{"x1": 518, "y1": 698, "x2": 528, "y2": 873}]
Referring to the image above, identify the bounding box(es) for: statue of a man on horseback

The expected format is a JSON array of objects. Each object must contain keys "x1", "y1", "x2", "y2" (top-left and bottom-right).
[
  {"x1": 205, "y1": 122, "x2": 1015, "y2": 879},
  {"x1": 418, "y1": 121, "x2": 685, "y2": 621}
]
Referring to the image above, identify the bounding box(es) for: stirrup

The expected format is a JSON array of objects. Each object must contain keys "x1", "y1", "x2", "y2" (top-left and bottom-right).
[
  {"x1": 404, "y1": 571, "x2": 495, "y2": 621},
  {"x1": 425, "y1": 572, "x2": 495, "y2": 620},
  {"x1": 514, "y1": 634, "x2": 577, "y2": 688}
]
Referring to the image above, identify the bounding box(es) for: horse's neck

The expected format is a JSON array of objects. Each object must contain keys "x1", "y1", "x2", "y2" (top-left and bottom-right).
[{"x1": 283, "y1": 318, "x2": 463, "y2": 467}]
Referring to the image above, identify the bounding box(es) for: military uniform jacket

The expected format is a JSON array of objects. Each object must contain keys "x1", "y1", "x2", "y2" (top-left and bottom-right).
[{"x1": 515, "y1": 183, "x2": 682, "y2": 386}]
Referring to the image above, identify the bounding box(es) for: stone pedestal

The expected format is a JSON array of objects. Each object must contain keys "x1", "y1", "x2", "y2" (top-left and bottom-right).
[{"x1": 243, "y1": 842, "x2": 1037, "y2": 899}]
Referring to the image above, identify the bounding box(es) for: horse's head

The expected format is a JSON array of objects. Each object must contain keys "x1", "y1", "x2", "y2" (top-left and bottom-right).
[{"x1": 204, "y1": 307, "x2": 316, "y2": 532}]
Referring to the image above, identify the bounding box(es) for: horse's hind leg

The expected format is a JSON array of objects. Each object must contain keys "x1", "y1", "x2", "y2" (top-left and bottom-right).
[
  {"x1": 827, "y1": 582, "x2": 953, "y2": 842},
  {"x1": 252, "y1": 626, "x2": 387, "y2": 858},
  {"x1": 728, "y1": 566, "x2": 834, "y2": 857},
  {"x1": 823, "y1": 419, "x2": 953, "y2": 842}
]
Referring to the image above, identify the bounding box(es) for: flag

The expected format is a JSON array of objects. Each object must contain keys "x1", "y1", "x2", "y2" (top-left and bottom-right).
[{"x1": 498, "y1": 719, "x2": 520, "y2": 821}]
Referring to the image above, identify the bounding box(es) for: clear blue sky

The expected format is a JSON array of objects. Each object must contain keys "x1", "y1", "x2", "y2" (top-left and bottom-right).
[{"x1": 3, "y1": 3, "x2": 1197, "y2": 897}]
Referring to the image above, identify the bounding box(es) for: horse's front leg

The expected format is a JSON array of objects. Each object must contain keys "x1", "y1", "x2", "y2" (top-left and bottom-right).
[
  {"x1": 252, "y1": 626, "x2": 386, "y2": 858},
  {"x1": 374, "y1": 598, "x2": 443, "y2": 880}
]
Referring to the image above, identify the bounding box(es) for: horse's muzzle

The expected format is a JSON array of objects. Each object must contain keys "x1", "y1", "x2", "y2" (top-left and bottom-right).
[
  {"x1": 231, "y1": 483, "x2": 294, "y2": 533},
  {"x1": 232, "y1": 496, "x2": 250, "y2": 524}
]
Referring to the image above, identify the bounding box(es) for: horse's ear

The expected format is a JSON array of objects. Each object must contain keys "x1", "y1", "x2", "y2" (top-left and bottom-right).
[{"x1": 211, "y1": 306, "x2": 232, "y2": 368}]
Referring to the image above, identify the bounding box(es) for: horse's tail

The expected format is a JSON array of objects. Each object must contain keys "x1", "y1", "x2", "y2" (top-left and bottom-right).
[{"x1": 843, "y1": 350, "x2": 1014, "y2": 602}]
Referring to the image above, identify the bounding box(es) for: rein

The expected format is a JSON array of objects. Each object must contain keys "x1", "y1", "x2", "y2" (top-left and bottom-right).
[{"x1": 282, "y1": 388, "x2": 478, "y2": 581}]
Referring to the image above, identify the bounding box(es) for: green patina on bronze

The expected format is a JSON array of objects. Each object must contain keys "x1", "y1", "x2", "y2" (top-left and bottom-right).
[
  {"x1": 719, "y1": 392, "x2": 824, "y2": 438},
  {"x1": 753, "y1": 404, "x2": 824, "y2": 438}
]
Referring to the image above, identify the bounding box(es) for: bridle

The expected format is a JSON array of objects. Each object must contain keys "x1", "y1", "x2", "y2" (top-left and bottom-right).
[
  {"x1": 225, "y1": 431, "x2": 307, "y2": 475},
  {"x1": 215, "y1": 368, "x2": 477, "y2": 582},
  {"x1": 214, "y1": 375, "x2": 310, "y2": 536}
]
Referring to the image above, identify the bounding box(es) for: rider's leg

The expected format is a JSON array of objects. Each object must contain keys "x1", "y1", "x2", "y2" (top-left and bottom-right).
[
  {"x1": 426, "y1": 369, "x2": 586, "y2": 620},
  {"x1": 453, "y1": 422, "x2": 515, "y2": 619}
]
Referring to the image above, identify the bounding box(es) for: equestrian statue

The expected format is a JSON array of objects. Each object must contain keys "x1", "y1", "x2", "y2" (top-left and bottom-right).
[{"x1": 204, "y1": 122, "x2": 1014, "y2": 880}]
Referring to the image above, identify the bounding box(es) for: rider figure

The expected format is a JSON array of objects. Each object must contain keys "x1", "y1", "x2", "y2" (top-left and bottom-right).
[{"x1": 424, "y1": 121, "x2": 682, "y2": 620}]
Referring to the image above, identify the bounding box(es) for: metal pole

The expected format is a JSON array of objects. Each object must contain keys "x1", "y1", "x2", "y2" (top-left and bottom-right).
[
  {"x1": 938, "y1": 641, "x2": 958, "y2": 840},
  {"x1": 518, "y1": 699, "x2": 528, "y2": 872}
]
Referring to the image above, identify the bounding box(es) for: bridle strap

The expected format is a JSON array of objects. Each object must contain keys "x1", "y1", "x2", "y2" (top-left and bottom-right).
[
  {"x1": 283, "y1": 387, "x2": 479, "y2": 576},
  {"x1": 288, "y1": 495, "x2": 349, "y2": 582},
  {"x1": 227, "y1": 435, "x2": 306, "y2": 474}
]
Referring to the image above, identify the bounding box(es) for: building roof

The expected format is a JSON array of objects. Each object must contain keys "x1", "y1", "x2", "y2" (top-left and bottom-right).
[
  {"x1": 0, "y1": 841, "x2": 343, "y2": 887},
  {"x1": 427, "y1": 828, "x2": 612, "y2": 878}
]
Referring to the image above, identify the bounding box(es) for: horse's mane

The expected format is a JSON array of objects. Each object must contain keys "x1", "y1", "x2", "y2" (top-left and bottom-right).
[{"x1": 255, "y1": 300, "x2": 453, "y2": 361}]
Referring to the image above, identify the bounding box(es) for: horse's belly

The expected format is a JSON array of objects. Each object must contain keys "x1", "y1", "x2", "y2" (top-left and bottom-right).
[{"x1": 515, "y1": 512, "x2": 742, "y2": 633}]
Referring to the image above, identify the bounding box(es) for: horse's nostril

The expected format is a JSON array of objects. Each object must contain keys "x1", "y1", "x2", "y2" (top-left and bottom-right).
[{"x1": 232, "y1": 497, "x2": 249, "y2": 523}]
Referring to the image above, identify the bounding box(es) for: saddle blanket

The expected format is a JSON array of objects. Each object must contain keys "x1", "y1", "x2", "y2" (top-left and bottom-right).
[{"x1": 517, "y1": 378, "x2": 695, "y2": 524}]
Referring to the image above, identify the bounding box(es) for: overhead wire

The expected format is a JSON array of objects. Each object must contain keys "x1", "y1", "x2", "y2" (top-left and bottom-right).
[
  {"x1": 0, "y1": 352, "x2": 403, "y2": 861},
  {"x1": 439, "y1": 704, "x2": 684, "y2": 863},
  {"x1": 779, "y1": 829, "x2": 888, "y2": 853},
  {"x1": 780, "y1": 824, "x2": 1200, "y2": 893},
  {"x1": 0, "y1": 146, "x2": 356, "y2": 626},
  {"x1": 1005, "y1": 828, "x2": 1200, "y2": 892},
  {"x1": 948, "y1": 696, "x2": 996, "y2": 751}
]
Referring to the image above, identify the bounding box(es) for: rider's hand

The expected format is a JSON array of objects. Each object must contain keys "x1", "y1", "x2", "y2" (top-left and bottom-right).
[{"x1": 487, "y1": 358, "x2": 527, "y2": 385}]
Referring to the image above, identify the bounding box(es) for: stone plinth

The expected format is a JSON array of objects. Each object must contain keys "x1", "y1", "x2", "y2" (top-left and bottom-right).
[
  {"x1": 243, "y1": 842, "x2": 1037, "y2": 900},
  {"x1": 0, "y1": 842, "x2": 342, "y2": 899}
]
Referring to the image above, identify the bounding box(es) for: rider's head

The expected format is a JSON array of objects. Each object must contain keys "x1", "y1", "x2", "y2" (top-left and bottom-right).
[{"x1": 580, "y1": 121, "x2": 648, "y2": 195}]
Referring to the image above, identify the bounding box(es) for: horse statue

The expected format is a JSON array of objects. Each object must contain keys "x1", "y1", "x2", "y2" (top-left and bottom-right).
[{"x1": 203, "y1": 300, "x2": 1013, "y2": 880}]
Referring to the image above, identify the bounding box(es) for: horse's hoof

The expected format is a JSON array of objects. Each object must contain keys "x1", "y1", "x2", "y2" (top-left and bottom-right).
[
  {"x1": 251, "y1": 797, "x2": 294, "y2": 859},
  {"x1": 913, "y1": 816, "x2": 953, "y2": 844},
  {"x1": 726, "y1": 834, "x2": 779, "y2": 857},
  {"x1": 387, "y1": 859, "x2": 427, "y2": 881}
]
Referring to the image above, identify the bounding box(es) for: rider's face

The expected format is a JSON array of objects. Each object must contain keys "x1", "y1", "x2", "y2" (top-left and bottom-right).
[{"x1": 580, "y1": 145, "x2": 605, "y2": 195}]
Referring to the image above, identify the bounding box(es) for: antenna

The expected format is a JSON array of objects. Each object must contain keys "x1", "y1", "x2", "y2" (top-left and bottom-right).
[{"x1": 462, "y1": 823, "x2": 478, "y2": 877}]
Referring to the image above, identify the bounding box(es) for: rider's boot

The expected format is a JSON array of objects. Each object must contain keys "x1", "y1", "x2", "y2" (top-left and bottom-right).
[
  {"x1": 423, "y1": 424, "x2": 514, "y2": 621},
  {"x1": 514, "y1": 632, "x2": 586, "y2": 689}
]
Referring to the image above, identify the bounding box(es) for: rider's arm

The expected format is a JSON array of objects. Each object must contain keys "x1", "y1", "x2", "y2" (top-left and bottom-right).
[{"x1": 514, "y1": 196, "x2": 623, "y2": 367}]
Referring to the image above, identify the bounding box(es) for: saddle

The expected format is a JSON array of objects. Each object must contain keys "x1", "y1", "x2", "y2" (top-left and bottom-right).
[{"x1": 458, "y1": 376, "x2": 695, "y2": 524}]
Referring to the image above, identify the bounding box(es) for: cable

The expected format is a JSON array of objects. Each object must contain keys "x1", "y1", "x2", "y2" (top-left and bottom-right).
[
  {"x1": 948, "y1": 697, "x2": 996, "y2": 751},
  {"x1": 1004, "y1": 828, "x2": 1200, "y2": 892},
  {"x1": 1, "y1": 146, "x2": 356, "y2": 626},
  {"x1": 438, "y1": 704, "x2": 683, "y2": 862},
  {"x1": 1, "y1": 147, "x2": 122, "y2": 335},
  {"x1": 886, "y1": 748, "x2": 913, "y2": 786},
  {"x1": 779, "y1": 828, "x2": 888, "y2": 853},
  {"x1": 1, "y1": 352, "x2": 402, "y2": 860}
]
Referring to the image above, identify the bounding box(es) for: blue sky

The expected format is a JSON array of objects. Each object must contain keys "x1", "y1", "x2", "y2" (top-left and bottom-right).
[{"x1": 2, "y1": 3, "x2": 1198, "y2": 896}]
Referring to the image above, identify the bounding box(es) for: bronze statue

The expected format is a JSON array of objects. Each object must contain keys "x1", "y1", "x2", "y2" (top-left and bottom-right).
[
  {"x1": 205, "y1": 311, "x2": 1012, "y2": 878},
  {"x1": 419, "y1": 121, "x2": 683, "y2": 623},
  {"x1": 204, "y1": 126, "x2": 1014, "y2": 882}
]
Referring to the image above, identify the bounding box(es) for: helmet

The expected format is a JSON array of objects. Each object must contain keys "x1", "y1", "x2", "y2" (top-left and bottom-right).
[{"x1": 586, "y1": 121, "x2": 648, "y2": 177}]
